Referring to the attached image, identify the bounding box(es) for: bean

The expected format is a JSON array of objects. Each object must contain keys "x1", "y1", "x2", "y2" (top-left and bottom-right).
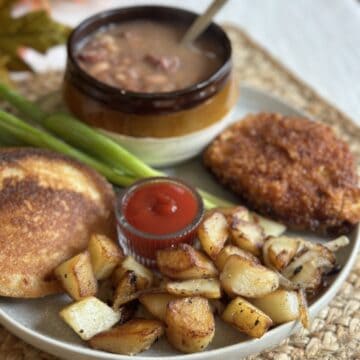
[
  {"x1": 90, "y1": 61, "x2": 110, "y2": 75},
  {"x1": 115, "y1": 72, "x2": 127, "y2": 82},
  {"x1": 145, "y1": 74, "x2": 168, "y2": 85},
  {"x1": 127, "y1": 68, "x2": 139, "y2": 80},
  {"x1": 122, "y1": 57, "x2": 132, "y2": 66}
]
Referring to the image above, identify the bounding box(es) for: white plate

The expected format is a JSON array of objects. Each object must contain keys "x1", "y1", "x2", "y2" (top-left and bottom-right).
[{"x1": 1, "y1": 86, "x2": 359, "y2": 360}]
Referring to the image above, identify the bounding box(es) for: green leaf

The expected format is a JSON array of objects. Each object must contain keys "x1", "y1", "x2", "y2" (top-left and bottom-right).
[{"x1": 0, "y1": 0, "x2": 71, "y2": 71}]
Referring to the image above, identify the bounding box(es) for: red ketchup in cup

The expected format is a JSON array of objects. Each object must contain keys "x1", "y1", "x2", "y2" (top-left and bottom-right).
[{"x1": 116, "y1": 177, "x2": 204, "y2": 267}]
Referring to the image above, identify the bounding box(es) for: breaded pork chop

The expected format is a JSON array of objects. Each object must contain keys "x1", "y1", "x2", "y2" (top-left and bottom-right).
[
  {"x1": 0, "y1": 148, "x2": 116, "y2": 298},
  {"x1": 204, "y1": 113, "x2": 360, "y2": 235}
]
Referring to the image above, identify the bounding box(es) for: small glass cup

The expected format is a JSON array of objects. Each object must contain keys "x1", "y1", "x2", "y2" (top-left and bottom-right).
[{"x1": 116, "y1": 177, "x2": 204, "y2": 267}]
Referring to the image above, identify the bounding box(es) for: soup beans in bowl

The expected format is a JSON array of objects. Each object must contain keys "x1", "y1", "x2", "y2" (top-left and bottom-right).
[{"x1": 64, "y1": 6, "x2": 238, "y2": 166}]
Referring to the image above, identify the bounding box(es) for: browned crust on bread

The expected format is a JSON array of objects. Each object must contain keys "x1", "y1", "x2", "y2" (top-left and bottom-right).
[
  {"x1": 204, "y1": 113, "x2": 360, "y2": 235},
  {"x1": 0, "y1": 148, "x2": 116, "y2": 298}
]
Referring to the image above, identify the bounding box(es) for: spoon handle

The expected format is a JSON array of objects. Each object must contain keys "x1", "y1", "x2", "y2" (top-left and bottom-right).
[{"x1": 181, "y1": 0, "x2": 229, "y2": 45}]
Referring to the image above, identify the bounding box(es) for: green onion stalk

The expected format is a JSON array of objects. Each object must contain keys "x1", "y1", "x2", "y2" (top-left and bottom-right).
[
  {"x1": 0, "y1": 110, "x2": 134, "y2": 187},
  {"x1": 0, "y1": 82, "x2": 234, "y2": 208}
]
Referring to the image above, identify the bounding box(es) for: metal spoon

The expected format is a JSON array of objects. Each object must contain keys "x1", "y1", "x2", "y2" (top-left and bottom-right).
[{"x1": 181, "y1": 0, "x2": 229, "y2": 45}]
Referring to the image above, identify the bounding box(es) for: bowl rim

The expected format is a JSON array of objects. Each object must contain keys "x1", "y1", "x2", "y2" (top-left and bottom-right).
[{"x1": 66, "y1": 5, "x2": 232, "y2": 101}]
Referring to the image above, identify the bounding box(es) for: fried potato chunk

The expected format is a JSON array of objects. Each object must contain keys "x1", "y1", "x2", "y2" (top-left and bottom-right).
[
  {"x1": 215, "y1": 245, "x2": 259, "y2": 271},
  {"x1": 262, "y1": 236, "x2": 301, "y2": 271},
  {"x1": 220, "y1": 255, "x2": 279, "y2": 298},
  {"x1": 112, "y1": 270, "x2": 138, "y2": 310},
  {"x1": 222, "y1": 297, "x2": 272, "y2": 338},
  {"x1": 89, "y1": 319, "x2": 164, "y2": 355},
  {"x1": 217, "y1": 206, "x2": 251, "y2": 222},
  {"x1": 157, "y1": 244, "x2": 218, "y2": 280},
  {"x1": 139, "y1": 292, "x2": 180, "y2": 321},
  {"x1": 166, "y1": 279, "x2": 221, "y2": 299},
  {"x1": 60, "y1": 296, "x2": 121, "y2": 340},
  {"x1": 251, "y1": 213, "x2": 286, "y2": 237},
  {"x1": 230, "y1": 220, "x2": 265, "y2": 256},
  {"x1": 113, "y1": 256, "x2": 153, "y2": 290},
  {"x1": 251, "y1": 289, "x2": 299, "y2": 324},
  {"x1": 198, "y1": 211, "x2": 228, "y2": 259},
  {"x1": 218, "y1": 206, "x2": 286, "y2": 237},
  {"x1": 88, "y1": 234, "x2": 123, "y2": 280},
  {"x1": 54, "y1": 251, "x2": 97, "y2": 300},
  {"x1": 289, "y1": 260, "x2": 322, "y2": 291},
  {"x1": 165, "y1": 297, "x2": 215, "y2": 353}
]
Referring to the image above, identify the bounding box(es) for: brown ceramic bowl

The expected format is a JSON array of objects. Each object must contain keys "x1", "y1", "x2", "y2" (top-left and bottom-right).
[{"x1": 63, "y1": 6, "x2": 238, "y2": 166}]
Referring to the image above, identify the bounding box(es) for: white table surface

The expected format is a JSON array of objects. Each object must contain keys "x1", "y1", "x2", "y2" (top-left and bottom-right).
[{"x1": 25, "y1": 0, "x2": 360, "y2": 125}]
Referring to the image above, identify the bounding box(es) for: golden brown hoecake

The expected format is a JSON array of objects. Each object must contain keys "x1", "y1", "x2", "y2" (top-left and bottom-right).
[{"x1": 0, "y1": 148, "x2": 115, "y2": 298}]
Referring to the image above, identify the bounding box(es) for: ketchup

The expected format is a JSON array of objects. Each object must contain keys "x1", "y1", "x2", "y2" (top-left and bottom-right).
[
  {"x1": 117, "y1": 178, "x2": 204, "y2": 266},
  {"x1": 123, "y1": 182, "x2": 199, "y2": 235}
]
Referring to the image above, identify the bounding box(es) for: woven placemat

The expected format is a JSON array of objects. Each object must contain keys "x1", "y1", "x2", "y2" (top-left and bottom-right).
[{"x1": 1, "y1": 25, "x2": 360, "y2": 360}]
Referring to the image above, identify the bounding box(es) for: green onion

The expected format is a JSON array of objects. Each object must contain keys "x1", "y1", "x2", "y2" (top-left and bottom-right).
[
  {"x1": 0, "y1": 82, "x2": 159, "y2": 178},
  {"x1": 197, "y1": 189, "x2": 234, "y2": 208},
  {"x1": 0, "y1": 110, "x2": 135, "y2": 187},
  {"x1": 42, "y1": 113, "x2": 161, "y2": 178},
  {"x1": 0, "y1": 126, "x2": 25, "y2": 147},
  {"x1": 0, "y1": 82, "x2": 47, "y2": 122}
]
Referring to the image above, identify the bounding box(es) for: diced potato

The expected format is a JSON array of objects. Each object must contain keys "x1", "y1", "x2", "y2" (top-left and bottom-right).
[
  {"x1": 289, "y1": 260, "x2": 322, "y2": 291},
  {"x1": 309, "y1": 244, "x2": 336, "y2": 267},
  {"x1": 165, "y1": 297, "x2": 215, "y2": 353},
  {"x1": 272, "y1": 237, "x2": 341, "y2": 293},
  {"x1": 112, "y1": 271, "x2": 138, "y2": 310},
  {"x1": 139, "y1": 292, "x2": 180, "y2": 321},
  {"x1": 217, "y1": 206, "x2": 251, "y2": 223},
  {"x1": 324, "y1": 236, "x2": 349, "y2": 252},
  {"x1": 222, "y1": 297, "x2": 272, "y2": 338},
  {"x1": 219, "y1": 207, "x2": 286, "y2": 238},
  {"x1": 220, "y1": 255, "x2": 279, "y2": 298},
  {"x1": 198, "y1": 212, "x2": 228, "y2": 259},
  {"x1": 89, "y1": 319, "x2": 164, "y2": 355},
  {"x1": 54, "y1": 251, "x2": 97, "y2": 300},
  {"x1": 251, "y1": 290, "x2": 299, "y2": 324},
  {"x1": 59, "y1": 296, "x2": 121, "y2": 340},
  {"x1": 88, "y1": 234, "x2": 123, "y2": 280},
  {"x1": 215, "y1": 245, "x2": 259, "y2": 271},
  {"x1": 230, "y1": 220, "x2": 265, "y2": 256},
  {"x1": 231, "y1": 207, "x2": 252, "y2": 222},
  {"x1": 166, "y1": 279, "x2": 221, "y2": 299},
  {"x1": 251, "y1": 213, "x2": 286, "y2": 237},
  {"x1": 113, "y1": 256, "x2": 153, "y2": 290},
  {"x1": 262, "y1": 236, "x2": 301, "y2": 271},
  {"x1": 281, "y1": 243, "x2": 334, "y2": 279},
  {"x1": 112, "y1": 265, "x2": 126, "y2": 286},
  {"x1": 157, "y1": 244, "x2": 218, "y2": 280}
]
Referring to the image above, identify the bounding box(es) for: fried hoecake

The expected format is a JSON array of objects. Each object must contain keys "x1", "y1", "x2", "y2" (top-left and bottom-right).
[
  {"x1": 0, "y1": 148, "x2": 116, "y2": 298},
  {"x1": 204, "y1": 113, "x2": 360, "y2": 235}
]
